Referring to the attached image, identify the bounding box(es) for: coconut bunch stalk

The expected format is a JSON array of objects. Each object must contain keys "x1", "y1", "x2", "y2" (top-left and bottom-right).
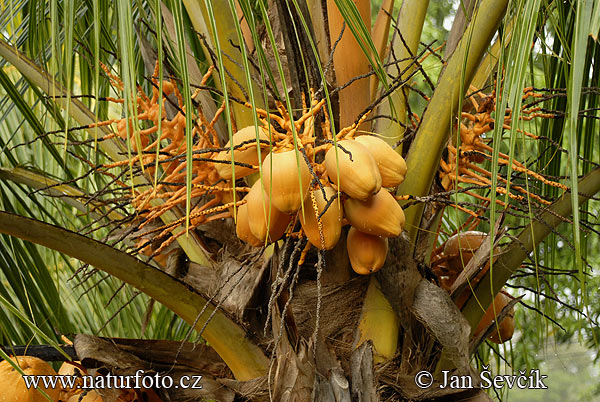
[
  {"x1": 370, "y1": 0, "x2": 395, "y2": 100},
  {"x1": 326, "y1": 0, "x2": 371, "y2": 130}
]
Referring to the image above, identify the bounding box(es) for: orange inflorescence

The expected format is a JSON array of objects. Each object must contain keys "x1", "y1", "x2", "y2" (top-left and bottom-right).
[
  {"x1": 92, "y1": 62, "x2": 408, "y2": 264},
  {"x1": 439, "y1": 85, "x2": 566, "y2": 215},
  {"x1": 89, "y1": 60, "x2": 415, "y2": 272},
  {"x1": 90, "y1": 63, "x2": 244, "y2": 258}
]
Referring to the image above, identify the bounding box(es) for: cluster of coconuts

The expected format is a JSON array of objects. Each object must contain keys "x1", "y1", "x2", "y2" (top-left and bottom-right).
[
  {"x1": 441, "y1": 231, "x2": 515, "y2": 344},
  {"x1": 214, "y1": 126, "x2": 408, "y2": 275}
]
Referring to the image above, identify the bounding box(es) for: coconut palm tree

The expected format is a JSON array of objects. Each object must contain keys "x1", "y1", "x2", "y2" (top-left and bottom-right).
[{"x1": 0, "y1": 0, "x2": 599, "y2": 400}]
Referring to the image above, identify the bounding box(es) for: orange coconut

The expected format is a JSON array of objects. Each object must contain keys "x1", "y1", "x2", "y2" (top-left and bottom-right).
[
  {"x1": 246, "y1": 181, "x2": 291, "y2": 243},
  {"x1": 57, "y1": 361, "x2": 82, "y2": 377},
  {"x1": 57, "y1": 361, "x2": 84, "y2": 399},
  {"x1": 214, "y1": 126, "x2": 270, "y2": 180},
  {"x1": 236, "y1": 203, "x2": 264, "y2": 247},
  {"x1": 0, "y1": 356, "x2": 60, "y2": 402},
  {"x1": 324, "y1": 140, "x2": 381, "y2": 200},
  {"x1": 474, "y1": 291, "x2": 515, "y2": 344},
  {"x1": 354, "y1": 135, "x2": 407, "y2": 187},
  {"x1": 347, "y1": 227, "x2": 388, "y2": 275},
  {"x1": 443, "y1": 231, "x2": 488, "y2": 273},
  {"x1": 262, "y1": 150, "x2": 312, "y2": 214},
  {"x1": 489, "y1": 309, "x2": 515, "y2": 344},
  {"x1": 344, "y1": 189, "x2": 405, "y2": 237},
  {"x1": 299, "y1": 187, "x2": 343, "y2": 250}
]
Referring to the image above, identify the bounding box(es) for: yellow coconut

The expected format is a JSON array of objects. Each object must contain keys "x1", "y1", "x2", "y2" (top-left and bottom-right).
[
  {"x1": 344, "y1": 189, "x2": 405, "y2": 237},
  {"x1": 474, "y1": 291, "x2": 515, "y2": 344},
  {"x1": 67, "y1": 390, "x2": 103, "y2": 402},
  {"x1": 347, "y1": 227, "x2": 388, "y2": 275},
  {"x1": 236, "y1": 203, "x2": 264, "y2": 247},
  {"x1": 58, "y1": 361, "x2": 84, "y2": 397},
  {"x1": 57, "y1": 361, "x2": 82, "y2": 377},
  {"x1": 324, "y1": 140, "x2": 381, "y2": 200},
  {"x1": 355, "y1": 135, "x2": 407, "y2": 187},
  {"x1": 57, "y1": 355, "x2": 84, "y2": 402},
  {"x1": 0, "y1": 356, "x2": 60, "y2": 402},
  {"x1": 214, "y1": 126, "x2": 270, "y2": 180},
  {"x1": 246, "y1": 181, "x2": 291, "y2": 243},
  {"x1": 262, "y1": 150, "x2": 312, "y2": 214},
  {"x1": 299, "y1": 187, "x2": 343, "y2": 250},
  {"x1": 443, "y1": 231, "x2": 487, "y2": 273}
]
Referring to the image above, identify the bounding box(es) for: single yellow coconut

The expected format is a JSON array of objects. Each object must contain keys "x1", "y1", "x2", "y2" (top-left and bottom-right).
[
  {"x1": 246, "y1": 181, "x2": 291, "y2": 243},
  {"x1": 236, "y1": 202, "x2": 264, "y2": 247},
  {"x1": 57, "y1": 361, "x2": 82, "y2": 377},
  {"x1": 325, "y1": 140, "x2": 381, "y2": 200},
  {"x1": 0, "y1": 356, "x2": 60, "y2": 402},
  {"x1": 262, "y1": 150, "x2": 312, "y2": 214},
  {"x1": 354, "y1": 135, "x2": 407, "y2": 187},
  {"x1": 344, "y1": 189, "x2": 405, "y2": 237},
  {"x1": 214, "y1": 126, "x2": 270, "y2": 180},
  {"x1": 58, "y1": 361, "x2": 84, "y2": 402},
  {"x1": 299, "y1": 187, "x2": 343, "y2": 250},
  {"x1": 347, "y1": 227, "x2": 388, "y2": 275}
]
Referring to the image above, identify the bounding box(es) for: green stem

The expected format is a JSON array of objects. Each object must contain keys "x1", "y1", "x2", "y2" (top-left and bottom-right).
[
  {"x1": 396, "y1": 0, "x2": 509, "y2": 246},
  {"x1": 358, "y1": 0, "x2": 429, "y2": 363},
  {"x1": 182, "y1": 0, "x2": 262, "y2": 128},
  {"x1": 374, "y1": 0, "x2": 429, "y2": 148},
  {"x1": 0, "y1": 167, "x2": 123, "y2": 222}
]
